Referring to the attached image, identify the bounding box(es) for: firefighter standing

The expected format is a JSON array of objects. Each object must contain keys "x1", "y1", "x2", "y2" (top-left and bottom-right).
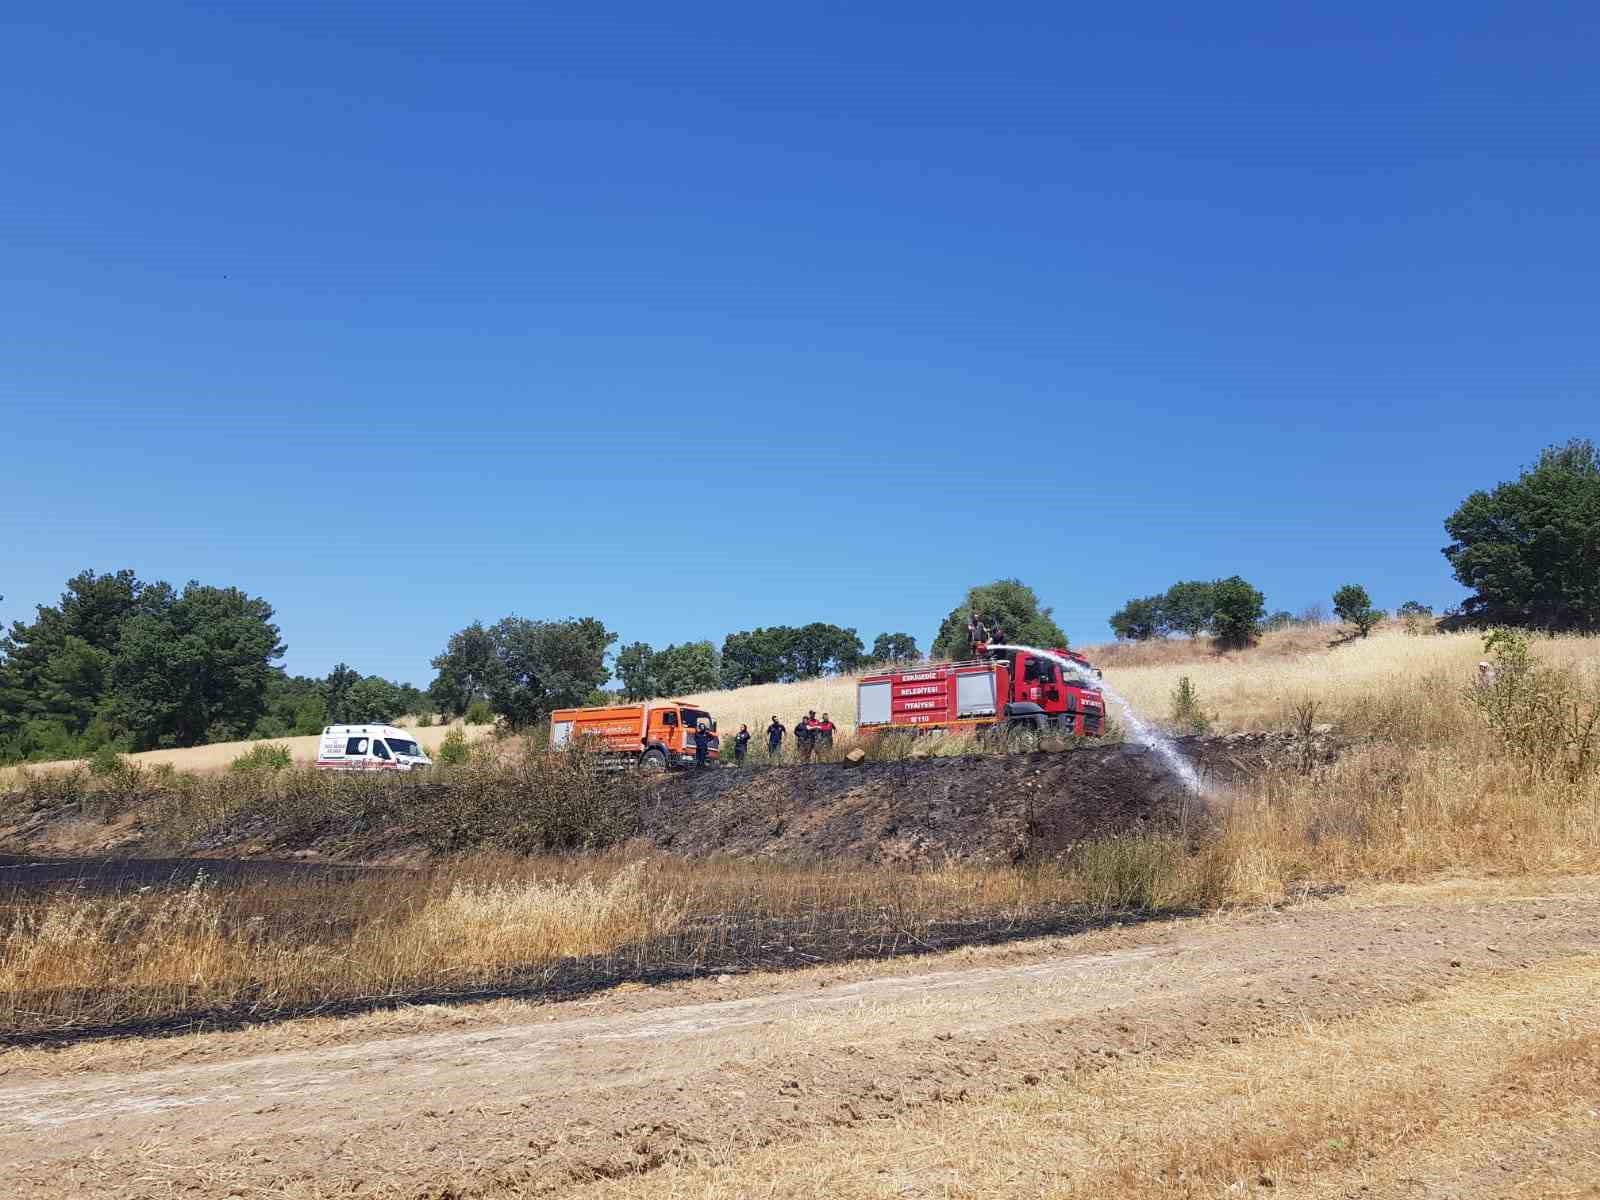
[
  {"x1": 693, "y1": 720, "x2": 713, "y2": 768},
  {"x1": 967, "y1": 610, "x2": 990, "y2": 653},
  {"x1": 795, "y1": 713, "x2": 814, "y2": 762},
  {"x1": 989, "y1": 620, "x2": 1007, "y2": 657},
  {"x1": 815, "y1": 713, "x2": 836, "y2": 753},
  {"x1": 767, "y1": 715, "x2": 786, "y2": 758},
  {"x1": 733, "y1": 723, "x2": 751, "y2": 764}
]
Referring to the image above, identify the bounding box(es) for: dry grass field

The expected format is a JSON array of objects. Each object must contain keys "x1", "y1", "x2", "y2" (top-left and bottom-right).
[
  {"x1": 681, "y1": 622, "x2": 1583, "y2": 740},
  {"x1": 0, "y1": 717, "x2": 494, "y2": 783}
]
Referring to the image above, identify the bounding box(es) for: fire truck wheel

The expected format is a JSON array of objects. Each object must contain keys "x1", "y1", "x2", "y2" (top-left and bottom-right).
[{"x1": 639, "y1": 749, "x2": 668, "y2": 772}]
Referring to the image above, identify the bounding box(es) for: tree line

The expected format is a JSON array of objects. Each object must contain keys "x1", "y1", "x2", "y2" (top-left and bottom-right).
[
  {"x1": 1105, "y1": 438, "x2": 1599, "y2": 645},
  {"x1": 0, "y1": 569, "x2": 433, "y2": 764},
  {"x1": 427, "y1": 621, "x2": 925, "y2": 711},
  {"x1": 424, "y1": 580, "x2": 1070, "y2": 720}
]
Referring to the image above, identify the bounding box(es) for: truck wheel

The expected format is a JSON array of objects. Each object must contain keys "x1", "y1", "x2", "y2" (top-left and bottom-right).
[{"x1": 639, "y1": 749, "x2": 667, "y2": 772}]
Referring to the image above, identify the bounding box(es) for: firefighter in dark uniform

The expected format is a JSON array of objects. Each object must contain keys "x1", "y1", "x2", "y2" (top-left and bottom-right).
[{"x1": 693, "y1": 720, "x2": 713, "y2": 768}]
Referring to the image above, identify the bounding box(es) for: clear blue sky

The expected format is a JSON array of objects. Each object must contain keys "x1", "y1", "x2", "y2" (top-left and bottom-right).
[{"x1": 3, "y1": 3, "x2": 1596, "y2": 685}]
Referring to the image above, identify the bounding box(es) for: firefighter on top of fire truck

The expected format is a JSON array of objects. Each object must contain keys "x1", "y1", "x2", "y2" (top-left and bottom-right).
[{"x1": 967, "y1": 610, "x2": 989, "y2": 651}]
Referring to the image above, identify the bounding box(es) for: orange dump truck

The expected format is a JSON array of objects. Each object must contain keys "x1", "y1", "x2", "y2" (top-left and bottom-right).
[{"x1": 548, "y1": 701, "x2": 719, "y2": 770}]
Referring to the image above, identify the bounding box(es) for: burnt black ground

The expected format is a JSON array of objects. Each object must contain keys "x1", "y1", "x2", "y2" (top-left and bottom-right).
[
  {"x1": 641, "y1": 732, "x2": 1336, "y2": 865},
  {"x1": 0, "y1": 853, "x2": 383, "y2": 893}
]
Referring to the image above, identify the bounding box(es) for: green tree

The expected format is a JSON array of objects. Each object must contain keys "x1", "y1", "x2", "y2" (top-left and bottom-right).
[
  {"x1": 1332, "y1": 583, "x2": 1383, "y2": 638},
  {"x1": 1210, "y1": 576, "x2": 1266, "y2": 649},
  {"x1": 344, "y1": 675, "x2": 407, "y2": 722},
  {"x1": 427, "y1": 622, "x2": 497, "y2": 717},
  {"x1": 871, "y1": 632, "x2": 919, "y2": 663},
  {"x1": 1108, "y1": 596, "x2": 1166, "y2": 641},
  {"x1": 614, "y1": 641, "x2": 657, "y2": 700},
  {"x1": 1442, "y1": 438, "x2": 1600, "y2": 631},
  {"x1": 484, "y1": 616, "x2": 615, "y2": 728},
  {"x1": 719, "y1": 628, "x2": 791, "y2": 687},
  {"x1": 781, "y1": 623, "x2": 865, "y2": 679},
  {"x1": 321, "y1": 663, "x2": 363, "y2": 724},
  {"x1": 1161, "y1": 580, "x2": 1218, "y2": 639},
  {"x1": 1396, "y1": 600, "x2": 1433, "y2": 618},
  {"x1": 104, "y1": 582, "x2": 285, "y2": 748},
  {"x1": 251, "y1": 672, "x2": 327, "y2": 737},
  {"x1": 649, "y1": 640, "x2": 721, "y2": 694},
  {"x1": 931, "y1": 580, "x2": 1069, "y2": 661},
  {"x1": 0, "y1": 569, "x2": 144, "y2": 743}
]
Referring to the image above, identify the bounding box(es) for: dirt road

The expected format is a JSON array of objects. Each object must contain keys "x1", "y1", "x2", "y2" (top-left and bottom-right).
[{"x1": 4, "y1": 885, "x2": 1598, "y2": 1198}]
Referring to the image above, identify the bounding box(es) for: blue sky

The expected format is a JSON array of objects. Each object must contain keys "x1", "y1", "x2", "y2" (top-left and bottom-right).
[{"x1": 3, "y1": 3, "x2": 1596, "y2": 685}]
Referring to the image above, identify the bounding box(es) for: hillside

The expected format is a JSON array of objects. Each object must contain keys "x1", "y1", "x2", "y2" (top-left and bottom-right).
[{"x1": 679, "y1": 624, "x2": 1560, "y2": 738}]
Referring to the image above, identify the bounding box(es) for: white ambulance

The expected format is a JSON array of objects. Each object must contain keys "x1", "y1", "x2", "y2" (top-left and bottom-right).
[{"x1": 315, "y1": 723, "x2": 434, "y2": 772}]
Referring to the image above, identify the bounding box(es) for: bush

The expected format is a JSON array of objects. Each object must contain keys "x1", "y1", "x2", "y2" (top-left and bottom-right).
[
  {"x1": 417, "y1": 713, "x2": 434, "y2": 727},
  {"x1": 1397, "y1": 600, "x2": 1436, "y2": 637},
  {"x1": 1067, "y1": 836, "x2": 1226, "y2": 914},
  {"x1": 1170, "y1": 676, "x2": 1209, "y2": 734},
  {"x1": 434, "y1": 726, "x2": 471, "y2": 766},
  {"x1": 1468, "y1": 629, "x2": 1600, "y2": 781},
  {"x1": 464, "y1": 700, "x2": 494, "y2": 726},
  {"x1": 87, "y1": 743, "x2": 130, "y2": 778},
  {"x1": 229, "y1": 743, "x2": 294, "y2": 773}
]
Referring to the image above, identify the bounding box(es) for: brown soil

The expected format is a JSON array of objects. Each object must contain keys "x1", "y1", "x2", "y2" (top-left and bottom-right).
[{"x1": 4, "y1": 887, "x2": 1594, "y2": 1198}]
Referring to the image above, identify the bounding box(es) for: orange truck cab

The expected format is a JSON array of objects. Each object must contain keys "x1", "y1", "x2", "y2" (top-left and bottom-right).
[{"x1": 548, "y1": 701, "x2": 719, "y2": 771}]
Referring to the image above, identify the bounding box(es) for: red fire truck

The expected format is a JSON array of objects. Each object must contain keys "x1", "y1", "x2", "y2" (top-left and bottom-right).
[{"x1": 855, "y1": 646, "x2": 1105, "y2": 740}]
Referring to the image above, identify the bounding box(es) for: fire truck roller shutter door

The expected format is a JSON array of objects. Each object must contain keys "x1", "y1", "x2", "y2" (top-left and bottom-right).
[
  {"x1": 955, "y1": 672, "x2": 997, "y2": 718},
  {"x1": 858, "y1": 681, "x2": 892, "y2": 725}
]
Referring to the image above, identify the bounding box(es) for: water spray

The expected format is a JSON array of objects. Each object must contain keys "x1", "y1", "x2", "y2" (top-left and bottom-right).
[{"x1": 984, "y1": 644, "x2": 1207, "y2": 795}]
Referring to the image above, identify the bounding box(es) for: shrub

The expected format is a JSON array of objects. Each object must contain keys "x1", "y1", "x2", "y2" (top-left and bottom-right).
[
  {"x1": 1397, "y1": 600, "x2": 1436, "y2": 637},
  {"x1": 229, "y1": 743, "x2": 294, "y2": 773},
  {"x1": 1468, "y1": 629, "x2": 1600, "y2": 781},
  {"x1": 1069, "y1": 837, "x2": 1210, "y2": 914},
  {"x1": 433, "y1": 726, "x2": 471, "y2": 766},
  {"x1": 464, "y1": 700, "x2": 494, "y2": 726},
  {"x1": 1170, "y1": 676, "x2": 1209, "y2": 733},
  {"x1": 87, "y1": 743, "x2": 130, "y2": 778},
  {"x1": 417, "y1": 713, "x2": 434, "y2": 727}
]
